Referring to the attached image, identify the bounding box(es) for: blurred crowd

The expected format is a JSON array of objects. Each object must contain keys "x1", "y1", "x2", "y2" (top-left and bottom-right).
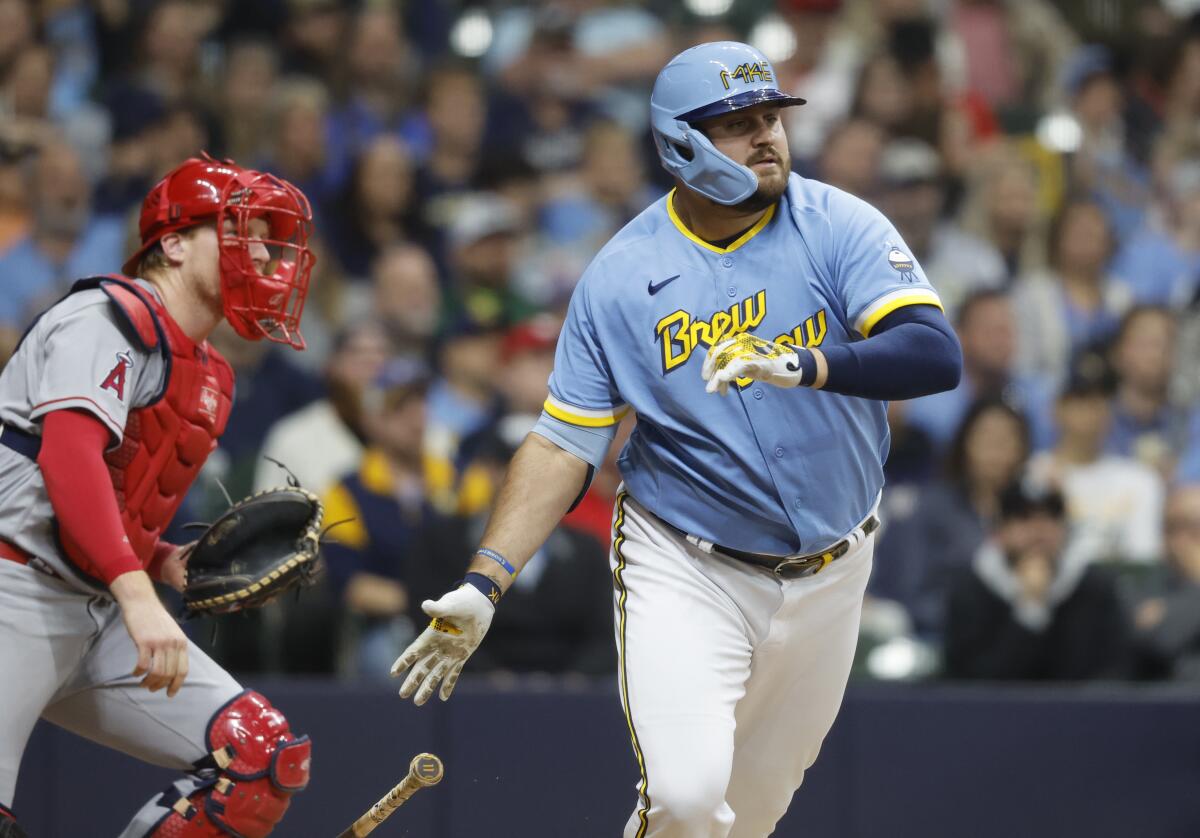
[{"x1": 2, "y1": 0, "x2": 1200, "y2": 685}]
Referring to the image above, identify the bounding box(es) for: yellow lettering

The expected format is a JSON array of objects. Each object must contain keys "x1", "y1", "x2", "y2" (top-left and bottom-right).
[
  {"x1": 710, "y1": 311, "x2": 732, "y2": 344},
  {"x1": 743, "y1": 290, "x2": 767, "y2": 331},
  {"x1": 655, "y1": 310, "x2": 693, "y2": 373},
  {"x1": 719, "y1": 69, "x2": 731, "y2": 90},
  {"x1": 804, "y1": 309, "x2": 827, "y2": 347}
]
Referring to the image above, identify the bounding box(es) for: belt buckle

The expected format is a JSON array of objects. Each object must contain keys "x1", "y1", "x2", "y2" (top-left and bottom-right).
[{"x1": 773, "y1": 554, "x2": 824, "y2": 579}]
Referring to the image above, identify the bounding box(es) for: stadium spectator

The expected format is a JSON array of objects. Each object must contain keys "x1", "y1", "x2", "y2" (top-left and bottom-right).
[
  {"x1": 443, "y1": 193, "x2": 536, "y2": 327},
  {"x1": 959, "y1": 143, "x2": 1047, "y2": 284},
  {"x1": 1028, "y1": 373, "x2": 1165, "y2": 564},
  {"x1": 1107, "y1": 306, "x2": 1194, "y2": 476},
  {"x1": 1012, "y1": 197, "x2": 1130, "y2": 386},
  {"x1": 320, "y1": 358, "x2": 466, "y2": 679},
  {"x1": 1111, "y1": 157, "x2": 1200, "y2": 308},
  {"x1": 943, "y1": 480, "x2": 1132, "y2": 681},
  {"x1": 368, "y1": 243, "x2": 443, "y2": 358},
  {"x1": 811, "y1": 117, "x2": 884, "y2": 197},
  {"x1": 253, "y1": 320, "x2": 394, "y2": 496},
  {"x1": 326, "y1": 134, "x2": 417, "y2": 279},
  {"x1": 1132, "y1": 484, "x2": 1200, "y2": 680},
  {"x1": 874, "y1": 138, "x2": 1006, "y2": 318},
  {"x1": 0, "y1": 141, "x2": 125, "y2": 328},
  {"x1": 904, "y1": 290, "x2": 1055, "y2": 451},
  {"x1": 872, "y1": 399, "x2": 1031, "y2": 639}
]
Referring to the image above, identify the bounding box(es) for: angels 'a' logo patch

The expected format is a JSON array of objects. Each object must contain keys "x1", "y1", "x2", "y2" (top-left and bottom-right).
[
  {"x1": 198, "y1": 376, "x2": 220, "y2": 424},
  {"x1": 99, "y1": 351, "x2": 134, "y2": 401}
]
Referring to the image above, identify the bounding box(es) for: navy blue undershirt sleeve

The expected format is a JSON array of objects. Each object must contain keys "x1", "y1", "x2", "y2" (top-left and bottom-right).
[{"x1": 796, "y1": 304, "x2": 961, "y2": 400}]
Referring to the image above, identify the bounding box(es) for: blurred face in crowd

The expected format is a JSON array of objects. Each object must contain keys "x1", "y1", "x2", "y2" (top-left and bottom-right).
[
  {"x1": 881, "y1": 179, "x2": 943, "y2": 248},
  {"x1": 1112, "y1": 309, "x2": 1175, "y2": 394},
  {"x1": 454, "y1": 232, "x2": 519, "y2": 288},
  {"x1": 224, "y1": 41, "x2": 278, "y2": 117},
  {"x1": 696, "y1": 103, "x2": 791, "y2": 212},
  {"x1": 356, "y1": 136, "x2": 413, "y2": 219},
  {"x1": 441, "y1": 332, "x2": 503, "y2": 393},
  {"x1": 998, "y1": 510, "x2": 1067, "y2": 565},
  {"x1": 372, "y1": 246, "x2": 441, "y2": 344},
  {"x1": 986, "y1": 161, "x2": 1038, "y2": 237},
  {"x1": 1054, "y1": 202, "x2": 1112, "y2": 277},
  {"x1": 1073, "y1": 74, "x2": 1122, "y2": 131},
  {"x1": 143, "y1": 1, "x2": 207, "y2": 77},
  {"x1": 31, "y1": 143, "x2": 91, "y2": 239},
  {"x1": 327, "y1": 321, "x2": 393, "y2": 395},
  {"x1": 287, "y1": 1, "x2": 345, "y2": 65},
  {"x1": 817, "y1": 119, "x2": 884, "y2": 197},
  {"x1": 275, "y1": 86, "x2": 328, "y2": 174},
  {"x1": 348, "y1": 8, "x2": 406, "y2": 88},
  {"x1": 1055, "y1": 392, "x2": 1111, "y2": 455},
  {"x1": 7, "y1": 45, "x2": 52, "y2": 118},
  {"x1": 369, "y1": 387, "x2": 428, "y2": 466},
  {"x1": 502, "y1": 347, "x2": 557, "y2": 415},
  {"x1": 427, "y1": 71, "x2": 485, "y2": 154},
  {"x1": 957, "y1": 295, "x2": 1016, "y2": 376},
  {"x1": 854, "y1": 55, "x2": 910, "y2": 130},
  {"x1": 583, "y1": 122, "x2": 644, "y2": 207},
  {"x1": 0, "y1": 0, "x2": 31, "y2": 67},
  {"x1": 1165, "y1": 486, "x2": 1200, "y2": 579},
  {"x1": 963, "y1": 407, "x2": 1027, "y2": 491}
]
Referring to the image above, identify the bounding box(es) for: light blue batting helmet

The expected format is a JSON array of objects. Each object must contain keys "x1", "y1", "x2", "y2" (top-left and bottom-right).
[{"x1": 650, "y1": 41, "x2": 806, "y2": 205}]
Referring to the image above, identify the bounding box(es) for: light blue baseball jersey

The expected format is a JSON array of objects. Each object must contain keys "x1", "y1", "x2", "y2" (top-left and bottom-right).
[{"x1": 535, "y1": 173, "x2": 942, "y2": 555}]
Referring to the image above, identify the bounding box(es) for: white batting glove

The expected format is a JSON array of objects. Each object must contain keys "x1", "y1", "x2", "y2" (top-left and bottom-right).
[
  {"x1": 701, "y1": 333, "x2": 804, "y2": 396},
  {"x1": 390, "y1": 584, "x2": 495, "y2": 705}
]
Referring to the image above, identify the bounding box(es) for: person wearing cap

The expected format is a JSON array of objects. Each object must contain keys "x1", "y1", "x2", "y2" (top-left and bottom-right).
[
  {"x1": 443, "y1": 191, "x2": 538, "y2": 328},
  {"x1": 392, "y1": 41, "x2": 961, "y2": 836},
  {"x1": 1027, "y1": 368, "x2": 1164, "y2": 564},
  {"x1": 320, "y1": 357, "x2": 467, "y2": 679},
  {"x1": 874, "y1": 138, "x2": 1006, "y2": 320},
  {"x1": 943, "y1": 480, "x2": 1133, "y2": 681}
]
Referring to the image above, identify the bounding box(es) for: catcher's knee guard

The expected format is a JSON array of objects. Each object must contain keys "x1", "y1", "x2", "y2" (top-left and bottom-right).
[
  {"x1": 148, "y1": 690, "x2": 311, "y2": 838},
  {"x1": 0, "y1": 804, "x2": 27, "y2": 838}
]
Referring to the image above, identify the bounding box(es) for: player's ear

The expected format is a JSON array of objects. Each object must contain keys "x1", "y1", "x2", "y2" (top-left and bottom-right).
[{"x1": 158, "y1": 230, "x2": 189, "y2": 266}]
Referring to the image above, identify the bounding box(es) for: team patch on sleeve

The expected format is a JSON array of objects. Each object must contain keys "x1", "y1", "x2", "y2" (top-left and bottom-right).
[
  {"x1": 98, "y1": 351, "x2": 135, "y2": 401},
  {"x1": 854, "y1": 288, "x2": 943, "y2": 337},
  {"x1": 543, "y1": 394, "x2": 630, "y2": 428}
]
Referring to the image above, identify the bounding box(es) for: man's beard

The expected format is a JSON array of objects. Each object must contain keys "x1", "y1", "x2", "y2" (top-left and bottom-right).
[{"x1": 732, "y1": 163, "x2": 789, "y2": 213}]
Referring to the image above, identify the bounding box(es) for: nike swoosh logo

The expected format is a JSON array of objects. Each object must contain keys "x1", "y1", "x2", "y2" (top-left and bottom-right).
[{"x1": 648, "y1": 275, "x2": 680, "y2": 295}]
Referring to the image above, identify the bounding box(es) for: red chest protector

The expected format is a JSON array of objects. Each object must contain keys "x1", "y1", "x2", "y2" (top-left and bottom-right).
[{"x1": 59, "y1": 277, "x2": 235, "y2": 576}]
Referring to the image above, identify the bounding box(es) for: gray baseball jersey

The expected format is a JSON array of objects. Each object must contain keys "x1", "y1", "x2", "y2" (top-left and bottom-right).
[{"x1": 0, "y1": 280, "x2": 167, "y2": 593}]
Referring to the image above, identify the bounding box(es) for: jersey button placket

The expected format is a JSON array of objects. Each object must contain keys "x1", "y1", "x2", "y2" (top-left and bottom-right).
[
  {"x1": 774, "y1": 447, "x2": 785, "y2": 458},
  {"x1": 721, "y1": 256, "x2": 734, "y2": 268},
  {"x1": 752, "y1": 389, "x2": 763, "y2": 400}
]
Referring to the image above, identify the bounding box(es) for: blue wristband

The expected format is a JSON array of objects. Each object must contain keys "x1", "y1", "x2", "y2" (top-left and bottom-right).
[
  {"x1": 475, "y1": 547, "x2": 516, "y2": 577},
  {"x1": 461, "y1": 572, "x2": 502, "y2": 604}
]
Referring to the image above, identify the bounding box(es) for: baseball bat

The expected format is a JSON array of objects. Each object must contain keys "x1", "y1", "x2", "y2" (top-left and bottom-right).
[{"x1": 335, "y1": 753, "x2": 444, "y2": 837}]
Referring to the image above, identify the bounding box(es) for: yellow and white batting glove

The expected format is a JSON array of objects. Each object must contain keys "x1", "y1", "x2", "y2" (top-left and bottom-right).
[
  {"x1": 391, "y1": 584, "x2": 495, "y2": 705},
  {"x1": 702, "y1": 333, "x2": 804, "y2": 396}
]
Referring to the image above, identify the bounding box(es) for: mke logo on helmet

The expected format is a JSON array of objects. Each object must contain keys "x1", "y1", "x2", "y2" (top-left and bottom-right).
[
  {"x1": 720, "y1": 62, "x2": 773, "y2": 90},
  {"x1": 654, "y1": 291, "x2": 828, "y2": 378}
]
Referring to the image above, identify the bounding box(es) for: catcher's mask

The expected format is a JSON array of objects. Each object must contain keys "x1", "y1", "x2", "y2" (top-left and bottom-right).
[{"x1": 123, "y1": 152, "x2": 316, "y2": 350}]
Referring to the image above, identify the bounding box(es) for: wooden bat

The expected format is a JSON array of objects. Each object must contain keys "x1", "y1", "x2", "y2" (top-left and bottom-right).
[{"x1": 336, "y1": 753, "x2": 444, "y2": 837}]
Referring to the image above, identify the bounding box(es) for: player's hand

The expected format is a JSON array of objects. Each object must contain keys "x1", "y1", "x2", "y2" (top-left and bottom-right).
[
  {"x1": 111, "y1": 570, "x2": 190, "y2": 698},
  {"x1": 702, "y1": 333, "x2": 804, "y2": 396},
  {"x1": 390, "y1": 584, "x2": 496, "y2": 706},
  {"x1": 156, "y1": 541, "x2": 194, "y2": 593}
]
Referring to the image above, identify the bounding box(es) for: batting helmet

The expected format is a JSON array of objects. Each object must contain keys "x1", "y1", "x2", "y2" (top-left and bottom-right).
[
  {"x1": 124, "y1": 153, "x2": 316, "y2": 350},
  {"x1": 650, "y1": 41, "x2": 806, "y2": 206}
]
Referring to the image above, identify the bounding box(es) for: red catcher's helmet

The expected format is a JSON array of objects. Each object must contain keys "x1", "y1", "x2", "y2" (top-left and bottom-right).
[{"x1": 123, "y1": 153, "x2": 316, "y2": 349}]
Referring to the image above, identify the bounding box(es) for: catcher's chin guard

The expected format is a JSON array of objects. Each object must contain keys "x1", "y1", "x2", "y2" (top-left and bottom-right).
[
  {"x1": 147, "y1": 691, "x2": 311, "y2": 837},
  {"x1": 183, "y1": 485, "x2": 324, "y2": 616}
]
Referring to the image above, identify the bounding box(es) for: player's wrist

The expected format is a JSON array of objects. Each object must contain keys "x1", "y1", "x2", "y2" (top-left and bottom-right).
[
  {"x1": 461, "y1": 572, "x2": 503, "y2": 605},
  {"x1": 808, "y1": 347, "x2": 828, "y2": 389}
]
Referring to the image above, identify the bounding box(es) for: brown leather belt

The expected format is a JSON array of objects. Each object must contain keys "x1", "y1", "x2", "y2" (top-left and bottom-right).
[{"x1": 662, "y1": 514, "x2": 880, "y2": 579}]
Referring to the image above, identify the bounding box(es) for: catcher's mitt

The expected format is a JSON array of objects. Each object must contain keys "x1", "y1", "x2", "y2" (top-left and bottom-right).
[{"x1": 183, "y1": 486, "x2": 324, "y2": 616}]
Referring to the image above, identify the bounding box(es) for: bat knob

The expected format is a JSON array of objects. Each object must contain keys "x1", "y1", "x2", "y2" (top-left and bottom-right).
[{"x1": 410, "y1": 753, "x2": 444, "y2": 786}]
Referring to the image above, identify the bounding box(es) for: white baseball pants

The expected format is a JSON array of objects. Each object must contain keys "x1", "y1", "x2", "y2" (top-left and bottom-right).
[{"x1": 611, "y1": 491, "x2": 874, "y2": 838}]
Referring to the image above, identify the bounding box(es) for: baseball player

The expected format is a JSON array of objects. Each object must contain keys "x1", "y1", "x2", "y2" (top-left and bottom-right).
[
  {"x1": 392, "y1": 42, "x2": 962, "y2": 837},
  {"x1": 0, "y1": 155, "x2": 315, "y2": 837}
]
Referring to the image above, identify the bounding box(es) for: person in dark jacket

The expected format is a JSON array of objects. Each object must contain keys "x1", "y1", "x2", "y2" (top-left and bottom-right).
[{"x1": 944, "y1": 480, "x2": 1133, "y2": 680}]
